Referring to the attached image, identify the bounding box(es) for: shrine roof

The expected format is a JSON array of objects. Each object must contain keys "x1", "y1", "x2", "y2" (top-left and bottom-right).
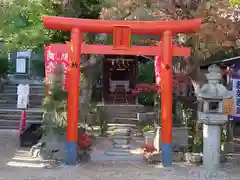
[{"x1": 200, "y1": 56, "x2": 240, "y2": 69}]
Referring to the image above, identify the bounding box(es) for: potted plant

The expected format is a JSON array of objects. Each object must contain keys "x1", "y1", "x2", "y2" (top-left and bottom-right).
[
  {"x1": 77, "y1": 127, "x2": 92, "y2": 162},
  {"x1": 220, "y1": 126, "x2": 227, "y2": 163},
  {"x1": 185, "y1": 131, "x2": 203, "y2": 164}
]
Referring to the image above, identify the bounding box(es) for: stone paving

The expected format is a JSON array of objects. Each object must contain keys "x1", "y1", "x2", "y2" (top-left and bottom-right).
[
  {"x1": 1, "y1": 130, "x2": 240, "y2": 180},
  {"x1": 104, "y1": 125, "x2": 132, "y2": 157}
]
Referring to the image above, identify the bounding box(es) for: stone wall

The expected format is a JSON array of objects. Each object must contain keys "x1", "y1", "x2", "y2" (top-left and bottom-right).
[
  {"x1": 158, "y1": 126, "x2": 188, "y2": 151},
  {"x1": 137, "y1": 112, "x2": 157, "y2": 124},
  {"x1": 147, "y1": 0, "x2": 169, "y2": 10}
]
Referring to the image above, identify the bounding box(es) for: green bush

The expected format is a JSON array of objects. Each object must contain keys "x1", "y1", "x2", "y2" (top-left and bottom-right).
[
  {"x1": 31, "y1": 59, "x2": 45, "y2": 77},
  {"x1": 137, "y1": 61, "x2": 155, "y2": 106},
  {"x1": 0, "y1": 56, "x2": 10, "y2": 75},
  {"x1": 42, "y1": 64, "x2": 67, "y2": 136}
]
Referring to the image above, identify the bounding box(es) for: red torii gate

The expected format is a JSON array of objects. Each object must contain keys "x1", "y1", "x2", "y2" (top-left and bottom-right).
[{"x1": 42, "y1": 16, "x2": 201, "y2": 166}]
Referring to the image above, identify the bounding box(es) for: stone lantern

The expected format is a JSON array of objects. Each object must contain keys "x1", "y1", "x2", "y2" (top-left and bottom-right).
[{"x1": 196, "y1": 64, "x2": 232, "y2": 173}]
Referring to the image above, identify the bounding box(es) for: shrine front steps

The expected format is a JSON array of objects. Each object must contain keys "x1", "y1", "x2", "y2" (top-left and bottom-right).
[
  {"x1": 0, "y1": 83, "x2": 44, "y2": 109},
  {"x1": 102, "y1": 104, "x2": 145, "y2": 120},
  {"x1": 2, "y1": 84, "x2": 44, "y2": 94},
  {"x1": 0, "y1": 109, "x2": 43, "y2": 129},
  {"x1": 108, "y1": 117, "x2": 139, "y2": 125},
  {"x1": 0, "y1": 94, "x2": 43, "y2": 109}
]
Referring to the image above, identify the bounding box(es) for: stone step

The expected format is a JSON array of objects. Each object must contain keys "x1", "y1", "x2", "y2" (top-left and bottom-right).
[
  {"x1": 0, "y1": 93, "x2": 44, "y2": 98},
  {"x1": 113, "y1": 139, "x2": 129, "y2": 145},
  {"x1": 5, "y1": 83, "x2": 44, "y2": 87},
  {"x1": 0, "y1": 100, "x2": 43, "y2": 105},
  {"x1": 0, "y1": 109, "x2": 43, "y2": 116},
  {"x1": 3, "y1": 88, "x2": 44, "y2": 94},
  {"x1": 0, "y1": 114, "x2": 42, "y2": 121},
  {"x1": 0, "y1": 119, "x2": 42, "y2": 129},
  {"x1": 4, "y1": 84, "x2": 44, "y2": 88},
  {"x1": 28, "y1": 105, "x2": 43, "y2": 108},
  {"x1": 109, "y1": 117, "x2": 139, "y2": 125},
  {"x1": 108, "y1": 123, "x2": 136, "y2": 128},
  {"x1": 110, "y1": 148, "x2": 130, "y2": 152},
  {"x1": 112, "y1": 135, "x2": 130, "y2": 139},
  {"x1": 114, "y1": 128, "x2": 131, "y2": 134},
  {"x1": 108, "y1": 112, "x2": 138, "y2": 119},
  {"x1": 104, "y1": 151, "x2": 131, "y2": 156},
  {"x1": 114, "y1": 131, "x2": 131, "y2": 136},
  {"x1": 100, "y1": 104, "x2": 145, "y2": 113},
  {"x1": 0, "y1": 125, "x2": 19, "y2": 129},
  {"x1": 0, "y1": 104, "x2": 42, "y2": 109},
  {"x1": 0, "y1": 98, "x2": 43, "y2": 104},
  {"x1": 113, "y1": 144, "x2": 130, "y2": 149}
]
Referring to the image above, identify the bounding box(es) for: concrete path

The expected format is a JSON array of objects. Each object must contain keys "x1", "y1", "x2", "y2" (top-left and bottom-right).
[{"x1": 0, "y1": 130, "x2": 240, "y2": 180}]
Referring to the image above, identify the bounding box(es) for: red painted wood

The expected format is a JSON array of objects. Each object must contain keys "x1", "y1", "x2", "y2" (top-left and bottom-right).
[
  {"x1": 44, "y1": 43, "x2": 191, "y2": 57},
  {"x1": 43, "y1": 16, "x2": 202, "y2": 34},
  {"x1": 82, "y1": 44, "x2": 190, "y2": 56},
  {"x1": 161, "y1": 31, "x2": 173, "y2": 143},
  {"x1": 113, "y1": 25, "x2": 131, "y2": 50},
  {"x1": 66, "y1": 29, "x2": 82, "y2": 142}
]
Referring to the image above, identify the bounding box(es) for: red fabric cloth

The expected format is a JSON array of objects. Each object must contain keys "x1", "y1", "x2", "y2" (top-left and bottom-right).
[
  {"x1": 18, "y1": 111, "x2": 27, "y2": 136},
  {"x1": 141, "y1": 144, "x2": 156, "y2": 153},
  {"x1": 78, "y1": 132, "x2": 92, "y2": 147}
]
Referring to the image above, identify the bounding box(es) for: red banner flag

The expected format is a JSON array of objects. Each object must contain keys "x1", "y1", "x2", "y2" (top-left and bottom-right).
[
  {"x1": 44, "y1": 44, "x2": 68, "y2": 89},
  {"x1": 154, "y1": 56, "x2": 161, "y2": 94}
]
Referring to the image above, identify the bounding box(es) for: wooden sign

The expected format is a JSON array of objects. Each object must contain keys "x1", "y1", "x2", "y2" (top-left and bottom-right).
[
  {"x1": 113, "y1": 25, "x2": 131, "y2": 50},
  {"x1": 223, "y1": 98, "x2": 234, "y2": 115},
  {"x1": 17, "y1": 84, "x2": 29, "y2": 109}
]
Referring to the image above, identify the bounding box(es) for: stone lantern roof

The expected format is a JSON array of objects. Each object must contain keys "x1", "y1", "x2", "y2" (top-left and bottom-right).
[{"x1": 196, "y1": 64, "x2": 232, "y2": 100}]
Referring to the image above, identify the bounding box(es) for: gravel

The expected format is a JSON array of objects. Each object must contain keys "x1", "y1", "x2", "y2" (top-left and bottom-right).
[{"x1": 0, "y1": 130, "x2": 240, "y2": 180}]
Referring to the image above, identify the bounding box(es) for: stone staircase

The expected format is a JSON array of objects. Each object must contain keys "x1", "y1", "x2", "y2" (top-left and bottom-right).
[
  {"x1": 104, "y1": 104, "x2": 145, "y2": 125},
  {"x1": 0, "y1": 82, "x2": 44, "y2": 129},
  {"x1": 100, "y1": 104, "x2": 145, "y2": 157},
  {"x1": 105, "y1": 125, "x2": 132, "y2": 156}
]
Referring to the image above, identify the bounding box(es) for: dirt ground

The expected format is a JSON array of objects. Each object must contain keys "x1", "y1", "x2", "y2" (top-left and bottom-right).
[{"x1": 0, "y1": 130, "x2": 240, "y2": 180}]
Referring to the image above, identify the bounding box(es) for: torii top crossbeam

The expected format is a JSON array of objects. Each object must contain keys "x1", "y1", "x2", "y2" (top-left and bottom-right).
[{"x1": 43, "y1": 16, "x2": 202, "y2": 34}]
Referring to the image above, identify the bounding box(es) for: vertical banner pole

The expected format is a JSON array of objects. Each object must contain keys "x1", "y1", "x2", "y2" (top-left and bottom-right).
[
  {"x1": 161, "y1": 31, "x2": 173, "y2": 167},
  {"x1": 66, "y1": 28, "x2": 82, "y2": 165}
]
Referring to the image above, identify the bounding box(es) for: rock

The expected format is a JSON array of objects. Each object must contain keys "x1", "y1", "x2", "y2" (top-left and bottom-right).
[
  {"x1": 30, "y1": 142, "x2": 45, "y2": 157},
  {"x1": 52, "y1": 148, "x2": 66, "y2": 161},
  {"x1": 185, "y1": 152, "x2": 202, "y2": 164},
  {"x1": 220, "y1": 154, "x2": 226, "y2": 163},
  {"x1": 143, "y1": 151, "x2": 184, "y2": 163},
  {"x1": 173, "y1": 152, "x2": 184, "y2": 162},
  {"x1": 151, "y1": 152, "x2": 162, "y2": 162},
  {"x1": 144, "y1": 152, "x2": 161, "y2": 163},
  {"x1": 35, "y1": 134, "x2": 66, "y2": 161}
]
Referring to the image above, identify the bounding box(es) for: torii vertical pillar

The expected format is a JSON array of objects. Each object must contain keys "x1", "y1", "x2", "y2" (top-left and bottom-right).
[
  {"x1": 161, "y1": 31, "x2": 173, "y2": 166},
  {"x1": 66, "y1": 28, "x2": 82, "y2": 165}
]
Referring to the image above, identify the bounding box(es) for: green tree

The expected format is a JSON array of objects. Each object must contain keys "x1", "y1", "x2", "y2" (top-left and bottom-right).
[
  {"x1": 0, "y1": 0, "x2": 104, "y2": 52},
  {"x1": 101, "y1": 0, "x2": 239, "y2": 88}
]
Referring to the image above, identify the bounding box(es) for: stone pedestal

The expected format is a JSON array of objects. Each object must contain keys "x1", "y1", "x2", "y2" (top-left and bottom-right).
[
  {"x1": 203, "y1": 124, "x2": 221, "y2": 172},
  {"x1": 154, "y1": 126, "x2": 161, "y2": 152},
  {"x1": 153, "y1": 126, "x2": 188, "y2": 152}
]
